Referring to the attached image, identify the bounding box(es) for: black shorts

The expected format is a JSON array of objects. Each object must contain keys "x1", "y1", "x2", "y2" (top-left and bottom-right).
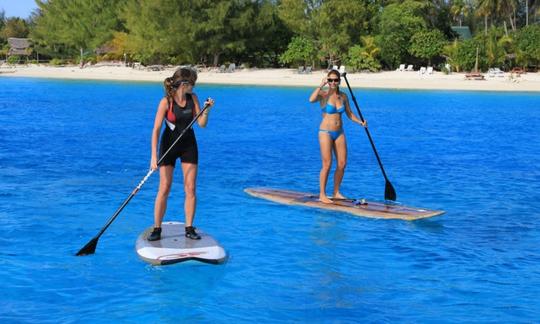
[{"x1": 159, "y1": 131, "x2": 198, "y2": 167}]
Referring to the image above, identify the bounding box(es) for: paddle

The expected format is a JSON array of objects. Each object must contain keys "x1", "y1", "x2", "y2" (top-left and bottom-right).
[
  {"x1": 341, "y1": 72, "x2": 397, "y2": 201},
  {"x1": 76, "y1": 99, "x2": 212, "y2": 256}
]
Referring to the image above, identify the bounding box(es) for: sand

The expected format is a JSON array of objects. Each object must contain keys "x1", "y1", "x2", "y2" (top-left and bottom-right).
[{"x1": 1, "y1": 64, "x2": 539, "y2": 92}]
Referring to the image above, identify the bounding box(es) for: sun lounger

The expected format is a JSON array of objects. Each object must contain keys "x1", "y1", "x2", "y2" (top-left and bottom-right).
[
  {"x1": 488, "y1": 67, "x2": 505, "y2": 78},
  {"x1": 297, "y1": 66, "x2": 305, "y2": 74},
  {"x1": 465, "y1": 72, "x2": 485, "y2": 80},
  {"x1": 339, "y1": 65, "x2": 346, "y2": 74},
  {"x1": 227, "y1": 63, "x2": 236, "y2": 73},
  {"x1": 398, "y1": 64, "x2": 405, "y2": 72},
  {"x1": 305, "y1": 66, "x2": 312, "y2": 74},
  {"x1": 427, "y1": 66, "x2": 433, "y2": 74},
  {"x1": 406, "y1": 64, "x2": 414, "y2": 71},
  {"x1": 219, "y1": 65, "x2": 226, "y2": 73},
  {"x1": 418, "y1": 67, "x2": 426, "y2": 75}
]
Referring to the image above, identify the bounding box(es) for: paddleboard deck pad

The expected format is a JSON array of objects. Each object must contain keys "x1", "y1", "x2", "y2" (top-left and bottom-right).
[
  {"x1": 136, "y1": 221, "x2": 227, "y2": 265},
  {"x1": 245, "y1": 187, "x2": 444, "y2": 220}
]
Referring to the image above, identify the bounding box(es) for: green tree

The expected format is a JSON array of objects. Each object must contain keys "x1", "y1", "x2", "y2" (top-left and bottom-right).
[
  {"x1": 1, "y1": 17, "x2": 30, "y2": 39},
  {"x1": 454, "y1": 38, "x2": 486, "y2": 71},
  {"x1": 32, "y1": 0, "x2": 124, "y2": 64},
  {"x1": 514, "y1": 24, "x2": 540, "y2": 67},
  {"x1": 480, "y1": 27, "x2": 512, "y2": 68},
  {"x1": 409, "y1": 29, "x2": 447, "y2": 65},
  {"x1": 377, "y1": 0, "x2": 428, "y2": 68},
  {"x1": 279, "y1": 36, "x2": 317, "y2": 66},
  {"x1": 345, "y1": 36, "x2": 381, "y2": 72},
  {"x1": 312, "y1": 0, "x2": 371, "y2": 65},
  {"x1": 123, "y1": 0, "x2": 194, "y2": 64}
]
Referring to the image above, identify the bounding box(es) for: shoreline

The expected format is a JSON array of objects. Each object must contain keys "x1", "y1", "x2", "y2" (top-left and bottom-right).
[{"x1": 1, "y1": 65, "x2": 539, "y2": 92}]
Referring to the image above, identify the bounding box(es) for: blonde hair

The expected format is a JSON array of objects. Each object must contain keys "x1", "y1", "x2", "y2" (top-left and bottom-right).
[{"x1": 163, "y1": 67, "x2": 198, "y2": 102}]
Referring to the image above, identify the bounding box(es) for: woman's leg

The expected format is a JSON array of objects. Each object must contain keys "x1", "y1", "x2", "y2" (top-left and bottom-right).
[
  {"x1": 319, "y1": 132, "x2": 334, "y2": 203},
  {"x1": 154, "y1": 165, "x2": 174, "y2": 228},
  {"x1": 181, "y1": 162, "x2": 198, "y2": 227},
  {"x1": 333, "y1": 134, "x2": 347, "y2": 199}
]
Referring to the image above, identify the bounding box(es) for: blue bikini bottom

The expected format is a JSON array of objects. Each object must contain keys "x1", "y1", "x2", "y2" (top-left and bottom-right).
[{"x1": 319, "y1": 128, "x2": 344, "y2": 141}]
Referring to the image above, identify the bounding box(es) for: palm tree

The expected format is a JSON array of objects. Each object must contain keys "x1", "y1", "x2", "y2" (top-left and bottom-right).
[{"x1": 476, "y1": 0, "x2": 497, "y2": 34}]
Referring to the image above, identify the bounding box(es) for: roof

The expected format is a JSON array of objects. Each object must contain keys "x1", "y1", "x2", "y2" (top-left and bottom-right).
[
  {"x1": 8, "y1": 37, "x2": 31, "y2": 49},
  {"x1": 451, "y1": 26, "x2": 472, "y2": 40}
]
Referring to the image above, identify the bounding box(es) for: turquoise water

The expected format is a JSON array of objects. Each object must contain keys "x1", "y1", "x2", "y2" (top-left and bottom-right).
[{"x1": 1, "y1": 77, "x2": 539, "y2": 322}]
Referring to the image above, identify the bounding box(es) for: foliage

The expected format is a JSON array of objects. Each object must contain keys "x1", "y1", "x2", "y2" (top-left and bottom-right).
[
  {"x1": 377, "y1": 0, "x2": 428, "y2": 69},
  {"x1": 279, "y1": 36, "x2": 317, "y2": 66},
  {"x1": 312, "y1": 0, "x2": 371, "y2": 65},
  {"x1": 479, "y1": 27, "x2": 512, "y2": 68},
  {"x1": 409, "y1": 29, "x2": 447, "y2": 64},
  {"x1": 1, "y1": 17, "x2": 30, "y2": 39},
  {"x1": 49, "y1": 58, "x2": 64, "y2": 66},
  {"x1": 514, "y1": 24, "x2": 540, "y2": 67},
  {"x1": 31, "y1": 0, "x2": 124, "y2": 60},
  {"x1": 7, "y1": 55, "x2": 21, "y2": 64},
  {"x1": 454, "y1": 38, "x2": 486, "y2": 72},
  {"x1": 345, "y1": 36, "x2": 381, "y2": 72}
]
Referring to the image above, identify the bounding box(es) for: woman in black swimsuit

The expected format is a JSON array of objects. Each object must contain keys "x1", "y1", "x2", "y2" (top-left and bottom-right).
[{"x1": 148, "y1": 67, "x2": 214, "y2": 241}]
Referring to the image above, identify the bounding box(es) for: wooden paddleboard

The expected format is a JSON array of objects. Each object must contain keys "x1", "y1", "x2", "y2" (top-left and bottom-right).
[
  {"x1": 136, "y1": 221, "x2": 227, "y2": 265},
  {"x1": 245, "y1": 187, "x2": 444, "y2": 220}
]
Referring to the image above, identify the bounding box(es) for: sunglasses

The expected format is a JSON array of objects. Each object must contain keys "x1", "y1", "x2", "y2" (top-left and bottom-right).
[
  {"x1": 327, "y1": 78, "x2": 340, "y2": 83},
  {"x1": 173, "y1": 79, "x2": 195, "y2": 87}
]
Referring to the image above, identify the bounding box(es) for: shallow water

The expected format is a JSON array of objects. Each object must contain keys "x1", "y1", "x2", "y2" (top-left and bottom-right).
[{"x1": 1, "y1": 77, "x2": 539, "y2": 322}]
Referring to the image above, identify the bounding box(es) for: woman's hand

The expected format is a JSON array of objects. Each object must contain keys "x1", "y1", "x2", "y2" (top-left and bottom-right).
[
  {"x1": 359, "y1": 119, "x2": 368, "y2": 128},
  {"x1": 150, "y1": 155, "x2": 158, "y2": 171},
  {"x1": 319, "y1": 76, "x2": 327, "y2": 89},
  {"x1": 204, "y1": 97, "x2": 215, "y2": 109}
]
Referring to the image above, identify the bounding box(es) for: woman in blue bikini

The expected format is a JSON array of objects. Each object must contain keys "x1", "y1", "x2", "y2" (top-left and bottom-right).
[{"x1": 309, "y1": 69, "x2": 367, "y2": 203}]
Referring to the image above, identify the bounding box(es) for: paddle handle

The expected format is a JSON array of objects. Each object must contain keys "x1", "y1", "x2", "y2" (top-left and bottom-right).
[
  {"x1": 342, "y1": 73, "x2": 396, "y2": 201},
  {"x1": 342, "y1": 73, "x2": 389, "y2": 180}
]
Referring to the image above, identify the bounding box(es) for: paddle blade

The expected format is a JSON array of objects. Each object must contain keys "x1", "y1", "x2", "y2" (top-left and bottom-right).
[
  {"x1": 76, "y1": 237, "x2": 99, "y2": 256},
  {"x1": 385, "y1": 180, "x2": 397, "y2": 201}
]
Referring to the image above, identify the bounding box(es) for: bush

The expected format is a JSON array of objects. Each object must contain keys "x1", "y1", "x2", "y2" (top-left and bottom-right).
[
  {"x1": 49, "y1": 58, "x2": 64, "y2": 66},
  {"x1": 7, "y1": 55, "x2": 21, "y2": 64}
]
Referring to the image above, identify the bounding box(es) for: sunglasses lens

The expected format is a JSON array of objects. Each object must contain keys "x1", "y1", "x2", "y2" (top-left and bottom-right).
[{"x1": 327, "y1": 78, "x2": 340, "y2": 83}]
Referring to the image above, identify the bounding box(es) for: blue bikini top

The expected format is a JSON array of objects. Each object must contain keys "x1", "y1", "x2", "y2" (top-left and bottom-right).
[{"x1": 322, "y1": 102, "x2": 345, "y2": 114}]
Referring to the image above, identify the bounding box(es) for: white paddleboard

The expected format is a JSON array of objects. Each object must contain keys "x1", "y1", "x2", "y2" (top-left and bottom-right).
[{"x1": 136, "y1": 221, "x2": 227, "y2": 265}]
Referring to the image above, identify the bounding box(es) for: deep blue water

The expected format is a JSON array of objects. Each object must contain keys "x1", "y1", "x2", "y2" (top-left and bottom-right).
[{"x1": 1, "y1": 77, "x2": 539, "y2": 322}]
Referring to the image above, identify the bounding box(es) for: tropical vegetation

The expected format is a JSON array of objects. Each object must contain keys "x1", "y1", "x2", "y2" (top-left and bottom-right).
[{"x1": 0, "y1": 0, "x2": 538, "y2": 72}]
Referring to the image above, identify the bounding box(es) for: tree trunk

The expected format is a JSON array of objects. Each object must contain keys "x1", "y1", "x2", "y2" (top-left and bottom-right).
[
  {"x1": 484, "y1": 15, "x2": 488, "y2": 35},
  {"x1": 213, "y1": 53, "x2": 220, "y2": 67},
  {"x1": 80, "y1": 47, "x2": 84, "y2": 68},
  {"x1": 504, "y1": 20, "x2": 508, "y2": 36}
]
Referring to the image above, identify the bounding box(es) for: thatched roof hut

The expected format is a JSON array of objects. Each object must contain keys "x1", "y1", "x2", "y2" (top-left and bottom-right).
[{"x1": 8, "y1": 38, "x2": 31, "y2": 56}]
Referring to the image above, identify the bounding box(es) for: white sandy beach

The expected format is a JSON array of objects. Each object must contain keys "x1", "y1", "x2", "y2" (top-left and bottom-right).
[{"x1": 1, "y1": 64, "x2": 539, "y2": 92}]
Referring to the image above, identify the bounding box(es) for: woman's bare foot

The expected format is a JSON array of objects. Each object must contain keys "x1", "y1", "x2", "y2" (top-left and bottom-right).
[
  {"x1": 333, "y1": 192, "x2": 347, "y2": 200},
  {"x1": 319, "y1": 194, "x2": 333, "y2": 204}
]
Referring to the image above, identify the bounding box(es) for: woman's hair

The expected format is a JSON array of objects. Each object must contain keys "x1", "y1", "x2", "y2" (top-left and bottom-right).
[
  {"x1": 327, "y1": 69, "x2": 341, "y2": 95},
  {"x1": 164, "y1": 67, "x2": 198, "y2": 102}
]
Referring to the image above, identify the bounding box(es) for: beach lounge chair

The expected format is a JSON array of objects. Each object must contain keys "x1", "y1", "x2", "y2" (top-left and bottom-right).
[
  {"x1": 219, "y1": 65, "x2": 226, "y2": 73},
  {"x1": 227, "y1": 63, "x2": 236, "y2": 73},
  {"x1": 332, "y1": 65, "x2": 339, "y2": 71},
  {"x1": 406, "y1": 64, "x2": 414, "y2": 71},
  {"x1": 398, "y1": 64, "x2": 405, "y2": 72},
  {"x1": 339, "y1": 65, "x2": 346, "y2": 74},
  {"x1": 465, "y1": 72, "x2": 485, "y2": 80},
  {"x1": 305, "y1": 66, "x2": 312, "y2": 74},
  {"x1": 426, "y1": 67, "x2": 433, "y2": 74},
  {"x1": 297, "y1": 66, "x2": 305, "y2": 74},
  {"x1": 487, "y1": 68, "x2": 505, "y2": 78},
  {"x1": 418, "y1": 67, "x2": 426, "y2": 75}
]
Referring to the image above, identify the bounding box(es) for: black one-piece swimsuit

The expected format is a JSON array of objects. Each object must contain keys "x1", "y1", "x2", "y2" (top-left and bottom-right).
[{"x1": 159, "y1": 94, "x2": 198, "y2": 167}]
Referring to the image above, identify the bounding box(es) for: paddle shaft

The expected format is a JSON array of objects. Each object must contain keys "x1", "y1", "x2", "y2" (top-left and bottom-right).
[
  {"x1": 341, "y1": 73, "x2": 396, "y2": 200},
  {"x1": 76, "y1": 101, "x2": 211, "y2": 255}
]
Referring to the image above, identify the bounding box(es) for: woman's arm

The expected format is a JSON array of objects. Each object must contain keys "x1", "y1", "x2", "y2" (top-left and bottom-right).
[
  {"x1": 343, "y1": 94, "x2": 367, "y2": 127},
  {"x1": 193, "y1": 93, "x2": 214, "y2": 128},
  {"x1": 150, "y1": 98, "x2": 168, "y2": 170},
  {"x1": 309, "y1": 77, "x2": 328, "y2": 103}
]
